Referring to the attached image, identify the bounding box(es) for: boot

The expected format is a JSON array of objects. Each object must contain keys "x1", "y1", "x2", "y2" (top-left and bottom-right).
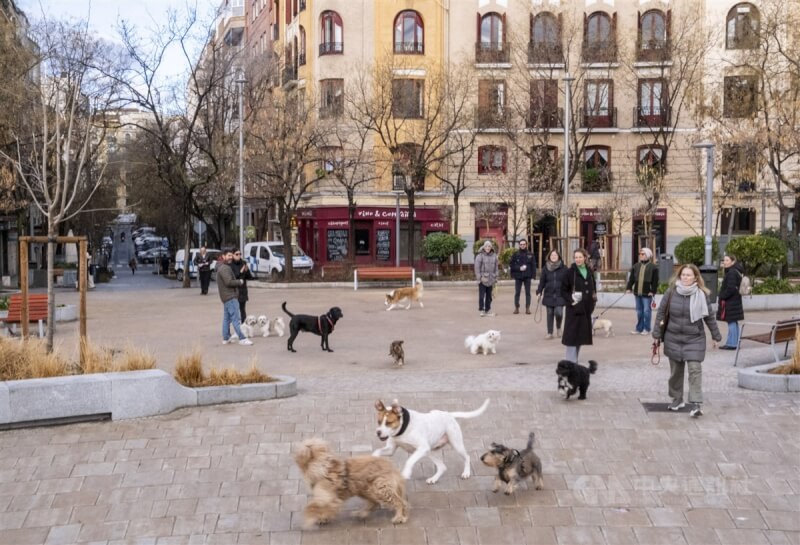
[
  {"x1": 525, "y1": 306, "x2": 531, "y2": 315},
  {"x1": 513, "y1": 307, "x2": 519, "y2": 314}
]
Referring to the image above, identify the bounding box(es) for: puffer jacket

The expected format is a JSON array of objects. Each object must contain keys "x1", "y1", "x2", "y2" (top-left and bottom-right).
[
  {"x1": 654, "y1": 287, "x2": 721, "y2": 362},
  {"x1": 560, "y1": 264, "x2": 596, "y2": 347},
  {"x1": 717, "y1": 261, "x2": 744, "y2": 323},
  {"x1": 474, "y1": 251, "x2": 499, "y2": 285},
  {"x1": 537, "y1": 262, "x2": 567, "y2": 307}
]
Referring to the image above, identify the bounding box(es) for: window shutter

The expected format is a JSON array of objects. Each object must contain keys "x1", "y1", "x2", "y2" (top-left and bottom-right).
[
  {"x1": 502, "y1": 148, "x2": 507, "y2": 173},
  {"x1": 612, "y1": 12, "x2": 617, "y2": 44},
  {"x1": 637, "y1": 11, "x2": 642, "y2": 43},
  {"x1": 529, "y1": 13, "x2": 533, "y2": 41},
  {"x1": 583, "y1": 13, "x2": 588, "y2": 44},
  {"x1": 666, "y1": 9, "x2": 671, "y2": 41},
  {"x1": 557, "y1": 13, "x2": 563, "y2": 44},
  {"x1": 477, "y1": 12, "x2": 481, "y2": 42},
  {"x1": 502, "y1": 13, "x2": 507, "y2": 44}
]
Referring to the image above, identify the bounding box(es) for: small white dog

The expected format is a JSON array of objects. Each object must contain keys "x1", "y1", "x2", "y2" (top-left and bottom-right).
[
  {"x1": 240, "y1": 315, "x2": 258, "y2": 338},
  {"x1": 592, "y1": 317, "x2": 614, "y2": 338},
  {"x1": 261, "y1": 316, "x2": 286, "y2": 337},
  {"x1": 465, "y1": 330, "x2": 501, "y2": 355}
]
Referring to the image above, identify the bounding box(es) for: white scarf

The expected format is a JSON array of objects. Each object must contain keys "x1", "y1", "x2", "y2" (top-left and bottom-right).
[{"x1": 675, "y1": 282, "x2": 709, "y2": 324}]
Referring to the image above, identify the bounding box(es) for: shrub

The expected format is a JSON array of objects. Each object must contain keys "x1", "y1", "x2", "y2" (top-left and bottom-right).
[
  {"x1": 499, "y1": 247, "x2": 515, "y2": 268},
  {"x1": 674, "y1": 236, "x2": 719, "y2": 266},
  {"x1": 0, "y1": 296, "x2": 8, "y2": 311},
  {"x1": 422, "y1": 233, "x2": 466, "y2": 264},
  {"x1": 656, "y1": 282, "x2": 670, "y2": 294},
  {"x1": 751, "y1": 277, "x2": 798, "y2": 295},
  {"x1": 725, "y1": 235, "x2": 787, "y2": 276}
]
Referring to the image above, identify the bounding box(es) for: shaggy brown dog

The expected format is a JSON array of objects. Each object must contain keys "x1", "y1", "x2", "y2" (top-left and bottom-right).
[
  {"x1": 389, "y1": 340, "x2": 405, "y2": 366},
  {"x1": 294, "y1": 438, "x2": 409, "y2": 528}
]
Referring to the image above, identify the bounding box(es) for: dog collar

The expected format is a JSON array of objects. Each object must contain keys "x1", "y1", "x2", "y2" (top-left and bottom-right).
[{"x1": 395, "y1": 407, "x2": 410, "y2": 437}]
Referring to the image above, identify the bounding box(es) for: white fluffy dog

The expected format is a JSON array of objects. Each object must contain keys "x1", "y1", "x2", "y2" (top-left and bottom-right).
[
  {"x1": 465, "y1": 330, "x2": 501, "y2": 355},
  {"x1": 240, "y1": 315, "x2": 258, "y2": 338},
  {"x1": 261, "y1": 316, "x2": 286, "y2": 337}
]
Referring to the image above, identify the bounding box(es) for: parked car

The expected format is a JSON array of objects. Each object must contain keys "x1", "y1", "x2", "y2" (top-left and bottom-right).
[
  {"x1": 137, "y1": 247, "x2": 170, "y2": 264},
  {"x1": 132, "y1": 226, "x2": 156, "y2": 239},
  {"x1": 244, "y1": 241, "x2": 314, "y2": 280},
  {"x1": 174, "y1": 248, "x2": 221, "y2": 282}
]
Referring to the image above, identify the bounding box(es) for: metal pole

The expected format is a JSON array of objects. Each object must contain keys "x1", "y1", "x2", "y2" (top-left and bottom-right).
[
  {"x1": 238, "y1": 78, "x2": 246, "y2": 252},
  {"x1": 395, "y1": 193, "x2": 400, "y2": 266},
  {"x1": 563, "y1": 74, "x2": 574, "y2": 254},
  {"x1": 704, "y1": 147, "x2": 714, "y2": 267}
]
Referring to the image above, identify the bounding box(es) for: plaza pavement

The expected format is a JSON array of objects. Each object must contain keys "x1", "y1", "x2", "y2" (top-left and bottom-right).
[{"x1": 0, "y1": 265, "x2": 798, "y2": 544}]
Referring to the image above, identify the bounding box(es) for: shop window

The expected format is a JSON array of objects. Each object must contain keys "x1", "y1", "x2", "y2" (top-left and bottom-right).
[
  {"x1": 726, "y1": 3, "x2": 759, "y2": 50},
  {"x1": 720, "y1": 208, "x2": 756, "y2": 234}
]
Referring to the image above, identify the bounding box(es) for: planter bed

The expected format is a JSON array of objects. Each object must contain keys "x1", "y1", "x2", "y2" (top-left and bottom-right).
[
  {"x1": 738, "y1": 363, "x2": 800, "y2": 393},
  {"x1": 0, "y1": 370, "x2": 296, "y2": 429}
]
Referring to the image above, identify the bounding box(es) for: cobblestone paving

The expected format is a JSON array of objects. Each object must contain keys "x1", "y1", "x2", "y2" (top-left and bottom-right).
[{"x1": 0, "y1": 279, "x2": 797, "y2": 544}]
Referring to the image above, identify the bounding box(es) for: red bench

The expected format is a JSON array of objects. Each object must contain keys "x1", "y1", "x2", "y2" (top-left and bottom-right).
[
  {"x1": 353, "y1": 267, "x2": 415, "y2": 290},
  {"x1": 2, "y1": 294, "x2": 48, "y2": 337}
]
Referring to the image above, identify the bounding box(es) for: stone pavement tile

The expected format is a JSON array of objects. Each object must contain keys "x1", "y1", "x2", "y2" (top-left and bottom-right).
[
  {"x1": 175, "y1": 483, "x2": 222, "y2": 500},
  {"x1": 44, "y1": 523, "x2": 81, "y2": 545},
  {"x1": 729, "y1": 494, "x2": 766, "y2": 510},
  {"x1": 0, "y1": 527, "x2": 50, "y2": 544},
  {"x1": 377, "y1": 526, "x2": 426, "y2": 544},
  {"x1": 684, "y1": 507, "x2": 736, "y2": 528},
  {"x1": 729, "y1": 508, "x2": 767, "y2": 529},
  {"x1": 110, "y1": 537, "x2": 157, "y2": 545},
  {"x1": 687, "y1": 493, "x2": 734, "y2": 509},
  {"x1": 554, "y1": 525, "x2": 606, "y2": 545},
  {"x1": 70, "y1": 504, "x2": 110, "y2": 524},
  {"x1": 515, "y1": 489, "x2": 557, "y2": 506},
  {"x1": 647, "y1": 507, "x2": 689, "y2": 527},
  {"x1": 715, "y1": 528, "x2": 771, "y2": 545},
  {"x1": 521, "y1": 526, "x2": 557, "y2": 544},
  {"x1": 278, "y1": 494, "x2": 306, "y2": 513},
  {"x1": 0, "y1": 510, "x2": 27, "y2": 530},
  {"x1": 763, "y1": 511, "x2": 800, "y2": 532},
  {"x1": 602, "y1": 507, "x2": 653, "y2": 527},
  {"x1": 476, "y1": 525, "x2": 525, "y2": 544},
  {"x1": 424, "y1": 526, "x2": 460, "y2": 545},
  {"x1": 555, "y1": 490, "x2": 591, "y2": 507},
  {"x1": 162, "y1": 499, "x2": 199, "y2": 518},
  {"x1": 140, "y1": 486, "x2": 170, "y2": 502},
  {"x1": 219, "y1": 481, "x2": 260, "y2": 498},
  {"x1": 172, "y1": 514, "x2": 218, "y2": 536},
  {"x1": 302, "y1": 528, "x2": 349, "y2": 544},
  {"x1": 759, "y1": 495, "x2": 800, "y2": 511},
  {"x1": 496, "y1": 506, "x2": 531, "y2": 526},
  {"x1": 682, "y1": 527, "x2": 722, "y2": 545},
  {"x1": 762, "y1": 530, "x2": 796, "y2": 545},
  {"x1": 600, "y1": 527, "x2": 638, "y2": 545},
  {"x1": 434, "y1": 508, "x2": 469, "y2": 527},
  {"x1": 83, "y1": 474, "x2": 124, "y2": 492},
  {"x1": 267, "y1": 531, "x2": 301, "y2": 545},
  {"x1": 633, "y1": 526, "x2": 688, "y2": 545},
  {"x1": 261, "y1": 511, "x2": 292, "y2": 532},
  {"x1": 403, "y1": 507, "x2": 438, "y2": 528},
  {"x1": 107, "y1": 501, "x2": 154, "y2": 521},
  {"x1": 444, "y1": 491, "x2": 480, "y2": 509},
  {"x1": 77, "y1": 520, "x2": 129, "y2": 542},
  {"x1": 22, "y1": 506, "x2": 72, "y2": 528},
  {"x1": 238, "y1": 496, "x2": 279, "y2": 513},
  {"x1": 464, "y1": 507, "x2": 500, "y2": 527},
  {"x1": 767, "y1": 480, "x2": 795, "y2": 495},
  {"x1": 52, "y1": 490, "x2": 99, "y2": 508},
  {"x1": 0, "y1": 481, "x2": 38, "y2": 498},
  {"x1": 121, "y1": 470, "x2": 175, "y2": 488},
  {"x1": 8, "y1": 493, "x2": 54, "y2": 511},
  {"x1": 407, "y1": 490, "x2": 450, "y2": 509},
  {"x1": 72, "y1": 463, "x2": 116, "y2": 477},
  {"x1": 97, "y1": 486, "x2": 139, "y2": 504},
  {"x1": 455, "y1": 526, "x2": 479, "y2": 545},
  {"x1": 528, "y1": 506, "x2": 574, "y2": 526},
  {"x1": 572, "y1": 506, "x2": 605, "y2": 526},
  {"x1": 195, "y1": 496, "x2": 238, "y2": 515},
  {"x1": 215, "y1": 512, "x2": 263, "y2": 534}
]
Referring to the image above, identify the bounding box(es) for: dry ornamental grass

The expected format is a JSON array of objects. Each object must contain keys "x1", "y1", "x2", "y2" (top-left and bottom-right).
[
  {"x1": 174, "y1": 350, "x2": 274, "y2": 387},
  {"x1": 767, "y1": 326, "x2": 800, "y2": 375}
]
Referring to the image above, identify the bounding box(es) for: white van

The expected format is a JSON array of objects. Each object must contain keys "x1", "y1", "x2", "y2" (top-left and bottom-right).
[
  {"x1": 174, "y1": 248, "x2": 221, "y2": 281},
  {"x1": 244, "y1": 241, "x2": 314, "y2": 280}
]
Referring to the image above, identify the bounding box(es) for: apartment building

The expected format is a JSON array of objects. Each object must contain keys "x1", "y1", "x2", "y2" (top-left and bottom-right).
[{"x1": 242, "y1": 0, "x2": 796, "y2": 269}]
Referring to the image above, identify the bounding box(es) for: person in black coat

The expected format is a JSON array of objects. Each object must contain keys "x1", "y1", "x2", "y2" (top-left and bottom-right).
[
  {"x1": 717, "y1": 254, "x2": 745, "y2": 350},
  {"x1": 231, "y1": 248, "x2": 255, "y2": 322},
  {"x1": 509, "y1": 239, "x2": 536, "y2": 314},
  {"x1": 194, "y1": 246, "x2": 214, "y2": 295},
  {"x1": 560, "y1": 248, "x2": 597, "y2": 363},
  {"x1": 536, "y1": 249, "x2": 568, "y2": 338}
]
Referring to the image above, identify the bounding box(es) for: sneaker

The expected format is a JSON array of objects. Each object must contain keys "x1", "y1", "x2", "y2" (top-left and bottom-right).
[
  {"x1": 641, "y1": 331, "x2": 650, "y2": 336},
  {"x1": 222, "y1": 339, "x2": 230, "y2": 345},
  {"x1": 668, "y1": 399, "x2": 685, "y2": 411},
  {"x1": 479, "y1": 311, "x2": 486, "y2": 317},
  {"x1": 238, "y1": 338, "x2": 253, "y2": 346},
  {"x1": 545, "y1": 334, "x2": 553, "y2": 340},
  {"x1": 630, "y1": 330, "x2": 641, "y2": 335},
  {"x1": 485, "y1": 312, "x2": 496, "y2": 317},
  {"x1": 690, "y1": 404, "x2": 703, "y2": 418}
]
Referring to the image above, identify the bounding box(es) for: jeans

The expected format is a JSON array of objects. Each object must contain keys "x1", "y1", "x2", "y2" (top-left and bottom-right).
[
  {"x1": 634, "y1": 295, "x2": 653, "y2": 333},
  {"x1": 514, "y1": 278, "x2": 532, "y2": 308},
  {"x1": 546, "y1": 305, "x2": 564, "y2": 335},
  {"x1": 222, "y1": 298, "x2": 246, "y2": 341},
  {"x1": 725, "y1": 321, "x2": 740, "y2": 347},
  {"x1": 668, "y1": 359, "x2": 703, "y2": 404},
  {"x1": 565, "y1": 345, "x2": 581, "y2": 363},
  {"x1": 478, "y1": 283, "x2": 493, "y2": 312}
]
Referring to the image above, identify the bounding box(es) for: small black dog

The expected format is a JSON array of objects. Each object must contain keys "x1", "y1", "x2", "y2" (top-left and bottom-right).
[
  {"x1": 480, "y1": 432, "x2": 543, "y2": 495},
  {"x1": 556, "y1": 360, "x2": 598, "y2": 400},
  {"x1": 389, "y1": 340, "x2": 405, "y2": 366},
  {"x1": 282, "y1": 302, "x2": 343, "y2": 353}
]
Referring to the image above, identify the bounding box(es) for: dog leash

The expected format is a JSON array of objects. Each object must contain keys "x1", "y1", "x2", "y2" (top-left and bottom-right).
[
  {"x1": 596, "y1": 292, "x2": 628, "y2": 318},
  {"x1": 651, "y1": 340, "x2": 661, "y2": 366}
]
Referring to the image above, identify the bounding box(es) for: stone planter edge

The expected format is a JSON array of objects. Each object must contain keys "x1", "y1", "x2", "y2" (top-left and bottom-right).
[{"x1": 738, "y1": 362, "x2": 800, "y2": 393}]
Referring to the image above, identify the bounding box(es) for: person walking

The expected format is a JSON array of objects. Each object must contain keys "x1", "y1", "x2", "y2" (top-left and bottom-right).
[
  {"x1": 510, "y1": 239, "x2": 536, "y2": 314},
  {"x1": 653, "y1": 264, "x2": 720, "y2": 417},
  {"x1": 128, "y1": 257, "x2": 137, "y2": 275},
  {"x1": 194, "y1": 246, "x2": 213, "y2": 295},
  {"x1": 474, "y1": 240, "x2": 499, "y2": 317},
  {"x1": 536, "y1": 249, "x2": 568, "y2": 339},
  {"x1": 625, "y1": 247, "x2": 659, "y2": 335},
  {"x1": 231, "y1": 248, "x2": 255, "y2": 322},
  {"x1": 717, "y1": 254, "x2": 745, "y2": 350},
  {"x1": 560, "y1": 248, "x2": 597, "y2": 362},
  {"x1": 589, "y1": 239, "x2": 602, "y2": 272},
  {"x1": 217, "y1": 248, "x2": 252, "y2": 346}
]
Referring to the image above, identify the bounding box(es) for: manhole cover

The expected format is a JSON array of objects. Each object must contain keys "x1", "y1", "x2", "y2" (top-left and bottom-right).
[{"x1": 641, "y1": 402, "x2": 690, "y2": 413}]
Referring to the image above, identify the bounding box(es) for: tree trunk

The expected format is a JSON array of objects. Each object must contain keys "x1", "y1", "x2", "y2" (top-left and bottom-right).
[
  {"x1": 347, "y1": 189, "x2": 356, "y2": 262},
  {"x1": 453, "y1": 197, "x2": 461, "y2": 266},
  {"x1": 46, "y1": 223, "x2": 56, "y2": 352},
  {"x1": 182, "y1": 219, "x2": 192, "y2": 288}
]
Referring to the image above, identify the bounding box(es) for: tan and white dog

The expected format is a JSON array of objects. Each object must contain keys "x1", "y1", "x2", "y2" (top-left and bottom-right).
[
  {"x1": 373, "y1": 398, "x2": 490, "y2": 484},
  {"x1": 385, "y1": 278, "x2": 424, "y2": 311},
  {"x1": 591, "y1": 317, "x2": 614, "y2": 338}
]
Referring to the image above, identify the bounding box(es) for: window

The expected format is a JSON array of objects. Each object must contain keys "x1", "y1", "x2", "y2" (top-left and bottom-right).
[
  {"x1": 320, "y1": 79, "x2": 343, "y2": 118},
  {"x1": 726, "y1": 3, "x2": 759, "y2": 50},
  {"x1": 529, "y1": 79, "x2": 559, "y2": 128},
  {"x1": 392, "y1": 79, "x2": 424, "y2": 118},
  {"x1": 582, "y1": 146, "x2": 611, "y2": 192},
  {"x1": 320, "y1": 146, "x2": 342, "y2": 174},
  {"x1": 477, "y1": 12, "x2": 508, "y2": 62},
  {"x1": 637, "y1": 78, "x2": 668, "y2": 126},
  {"x1": 637, "y1": 145, "x2": 666, "y2": 174},
  {"x1": 583, "y1": 80, "x2": 615, "y2": 128},
  {"x1": 478, "y1": 146, "x2": 506, "y2": 174},
  {"x1": 724, "y1": 76, "x2": 758, "y2": 117},
  {"x1": 299, "y1": 26, "x2": 306, "y2": 65},
  {"x1": 320, "y1": 11, "x2": 343, "y2": 55},
  {"x1": 638, "y1": 10, "x2": 668, "y2": 61},
  {"x1": 477, "y1": 80, "x2": 505, "y2": 128},
  {"x1": 722, "y1": 143, "x2": 758, "y2": 192},
  {"x1": 272, "y1": 0, "x2": 279, "y2": 40},
  {"x1": 529, "y1": 12, "x2": 562, "y2": 63},
  {"x1": 392, "y1": 143, "x2": 425, "y2": 191},
  {"x1": 529, "y1": 145, "x2": 559, "y2": 191},
  {"x1": 721, "y1": 208, "x2": 756, "y2": 234},
  {"x1": 583, "y1": 11, "x2": 616, "y2": 63},
  {"x1": 394, "y1": 10, "x2": 424, "y2": 54}
]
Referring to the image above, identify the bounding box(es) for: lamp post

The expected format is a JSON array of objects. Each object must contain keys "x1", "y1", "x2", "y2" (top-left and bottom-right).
[
  {"x1": 562, "y1": 74, "x2": 574, "y2": 255},
  {"x1": 692, "y1": 141, "x2": 718, "y2": 302},
  {"x1": 237, "y1": 76, "x2": 246, "y2": 252}
]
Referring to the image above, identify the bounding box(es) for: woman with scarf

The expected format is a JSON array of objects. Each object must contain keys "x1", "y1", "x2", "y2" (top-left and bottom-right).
[
  {"x1": 560, "y1": 248, "x2": 596, "y2": 363},
  {"x1": 536, "y1": 249, "x2": 568, "y2": 339},
  {"x1": 653, "y1": 264, "x2": 721, "y2": 418},
  {"x1": 717, "y1": 254, "x2": 745, "y2": 350}
]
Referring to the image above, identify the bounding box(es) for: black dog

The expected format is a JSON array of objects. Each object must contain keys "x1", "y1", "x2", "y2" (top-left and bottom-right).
[
  {"x1": 282, "y1": 302, "x2": 343, "y2": 353},
  {"x1": 556, "y1": 360, "x2": 598, "y2": 400}
]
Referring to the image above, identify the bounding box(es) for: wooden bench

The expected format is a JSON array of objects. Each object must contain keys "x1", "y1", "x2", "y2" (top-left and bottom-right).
[
  {"x1": 353, "y1": 267, "x2": 415, "y2": 290},
  {"x1": 734, "y1": 317, "x2": 800, "y2": 367},
  {"x1": 2, "y1": 294, "x2": 49, "y2": 337}
]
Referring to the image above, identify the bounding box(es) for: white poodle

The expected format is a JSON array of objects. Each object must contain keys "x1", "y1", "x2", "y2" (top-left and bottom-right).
[
  {"x1": 465, "y1": 330, "x2": 502, "y2": 355},
  {"x1": 240, "y1": 315, "x2": 258, "y2": 338}
]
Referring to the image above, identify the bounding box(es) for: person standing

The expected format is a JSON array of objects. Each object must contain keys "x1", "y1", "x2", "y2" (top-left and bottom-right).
[
  {"x1": 231, "y1": 249, "x2": 255, "y2": 322},
  {"x1": 474, "y1": 240, "x2": 499, "y2": 317},
  {"x1": 625, "y1": 247, "x2": 659, "y2": 335},
  {"x1": 653, "y1": 264, "x2": 721, "y2": 417},
  {"x1": 560, "y1": 248, "x2": 596, "y2": 362},
  {"x1": 537, "y1": 249, "x2": 568, "y2": 339},
  {"x1": 589, "y1": 239, "x2": 602, "y2": 272},
  {"x1": 194, "y1": 246, "x2": 213, "y2": 295},
  {"x1": 510, "y1": 239, "x2": 536, "y2": 314},
  {"x1": 717, "y1": 254, "x2": 745, "y2": 350},
  {"x1": 217, "y1": 248, "x2": 252, "y2": 346},
  {"x1": 128, "y1": 257, "x2": 137, "y2": 275}
]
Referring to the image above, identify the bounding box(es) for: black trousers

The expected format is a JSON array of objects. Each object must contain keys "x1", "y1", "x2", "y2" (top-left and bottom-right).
[
  {"x1": 514, "y1": 278, "x2": 532, "y2": 308},
  {"x1": 199, "y1": 270, "x2": 212, "y2": 294},
  {"x1": 239, "y1": 300, "x2": 247, "y2": 322}
]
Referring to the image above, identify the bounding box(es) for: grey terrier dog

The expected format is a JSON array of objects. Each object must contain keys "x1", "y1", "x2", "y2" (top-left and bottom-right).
[{"x1": 480, "y1": 432, "x2": 544, "y2": 495}]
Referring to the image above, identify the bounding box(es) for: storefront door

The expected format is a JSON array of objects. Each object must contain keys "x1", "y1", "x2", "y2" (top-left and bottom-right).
[{"x1": 354, "y1": 222, "x2": 372, "y2": 264}]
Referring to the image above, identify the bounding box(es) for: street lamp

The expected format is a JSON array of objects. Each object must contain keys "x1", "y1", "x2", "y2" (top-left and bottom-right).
[
  {"x1": 692, "y1": 141, "x2": 718, "y2": 302},
  {"x1": 562, "y1": 73, "x2": 575, "y2": 254},
  {"x1": 237, "y1": 75, "x2": 247, "y2": 252}
]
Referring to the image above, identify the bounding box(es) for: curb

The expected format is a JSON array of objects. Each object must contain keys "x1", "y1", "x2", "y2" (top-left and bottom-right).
[{"x1": 737, "y1": 362, "x2": 800, "y2": 392}]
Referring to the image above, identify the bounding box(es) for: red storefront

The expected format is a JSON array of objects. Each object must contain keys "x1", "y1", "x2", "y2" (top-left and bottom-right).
[{"x1": 295, "y1": 206, "x2": 450, "y2": 268}]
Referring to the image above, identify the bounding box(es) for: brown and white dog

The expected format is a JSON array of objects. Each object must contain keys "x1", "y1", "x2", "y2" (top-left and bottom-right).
[
  {"x1": 294, "y1": 438, "x2": 408, "y2": 528},
  {"x1": 591, "y1": 317, "x2": 614, "y2": 338},
  {"x1": 385, "y1": 278, "x2": 424, "y2": 311},
  {"x1": 373, "y1": 398, "x2": 490, "y2": 484},
  {"x1": 389, "y1": 340, "x2": 405, "y2": 366}
]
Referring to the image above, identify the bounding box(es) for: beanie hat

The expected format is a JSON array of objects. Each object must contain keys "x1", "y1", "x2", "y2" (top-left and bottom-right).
[{"x1": 640, "y1": 247, "x2": 653, "y2": 260}]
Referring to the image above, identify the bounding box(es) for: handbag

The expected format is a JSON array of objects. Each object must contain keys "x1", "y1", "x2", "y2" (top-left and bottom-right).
[
  {"x1": 658, "y1": 289, "x2": 674, "y2": 339},
  {"x1": 719, "y1": 300, "x2": 726, "y2": 321}
]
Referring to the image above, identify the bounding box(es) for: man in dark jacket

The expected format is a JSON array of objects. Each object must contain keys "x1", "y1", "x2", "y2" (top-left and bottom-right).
[
  {"x1": 510, "y1": 239, "x2": 536, "y2": 314},
  {"x1": 194, "y1": 246, "x2": 214, "y2": 295},
  {"x1": 231, "y1": 249, "x2": 255, "y2": 322},
  {"x1": 625, "y1": 247, "x2": 659, "y2": 335},
  {"x1": 217, "y1": 248, "x2": 252, "y2": 346}
]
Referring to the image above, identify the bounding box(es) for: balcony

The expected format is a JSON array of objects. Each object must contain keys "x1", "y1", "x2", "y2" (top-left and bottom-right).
[
  {"x1": 527, "y1": 107, "x2": 563, "y2": 129},
  {"x1": 475, "y1": 42, "x2": 509, "y2": 64},
  {"x1": 527, "y1": 42, "x2": 563, "y2": 64},
  {"x1": 282, "y1": 66, "x2": 297, "y2": 86},
  {"x1": 581, "y1": 166, "x2": 613, "y2": 192},
  {"x1": 633, "y1": 106, "x2": 671, "y2": 128},
  {"x1": 581, "y1": 41, "x2": 617, "y2": 63},
  {"x1": 580, "y1": 107, "x2": 617, "y2": 129},
  {"x1": 319, "y1": 42, "x2": 343, "y2": 56},
  {"x1": 475, "y1": 107, "x2": 508, "y2": 129},
  {"x1": 636, "y1": 38, "x2": 671, "y2": 62},
  {"x1": 319, "y1": 104, "x2": 343, "y2": 119},
  {"x1": 394, "y1": 42, "x2": 424, "y2": 54}
]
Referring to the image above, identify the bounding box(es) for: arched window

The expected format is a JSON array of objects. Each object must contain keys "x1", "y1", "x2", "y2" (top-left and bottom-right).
[
  {"x1": 529, "y1": 12, "x2": 562, "y2": 63},
  {"x1": 299, "y1": 26, "x2": 306, "y2": 65},
  {"x1": 394, "y1": 10, "x2": 424, "y2": 54},
  {"x1": 726, "y1": 3, "x2": 759, "y2": 49},
  {"x1": 477, "y1": 12, "x2": 507, "y2": 62},
  {"x1": 583, "y1": 11, "x2": 616, "y2": 62},
  {"x1": 638, "y1": 10, "x2": 668, "y2": 60},
  {"x1": 480, "y1": 12, "x2": 503, "y2": 45},
  {"x1": 320, "y1": 11, "x2": 343, "y2": 55}
]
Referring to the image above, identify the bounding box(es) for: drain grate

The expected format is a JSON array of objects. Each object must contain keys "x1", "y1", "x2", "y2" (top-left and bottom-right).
[{"x1": 641, "y1": 402, "x2": 690, "y2": 413}]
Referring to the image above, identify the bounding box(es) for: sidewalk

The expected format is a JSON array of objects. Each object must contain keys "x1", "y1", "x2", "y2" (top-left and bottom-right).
[{"x1": 0, "y1": 280, "x2": 796, "y2": 544}]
